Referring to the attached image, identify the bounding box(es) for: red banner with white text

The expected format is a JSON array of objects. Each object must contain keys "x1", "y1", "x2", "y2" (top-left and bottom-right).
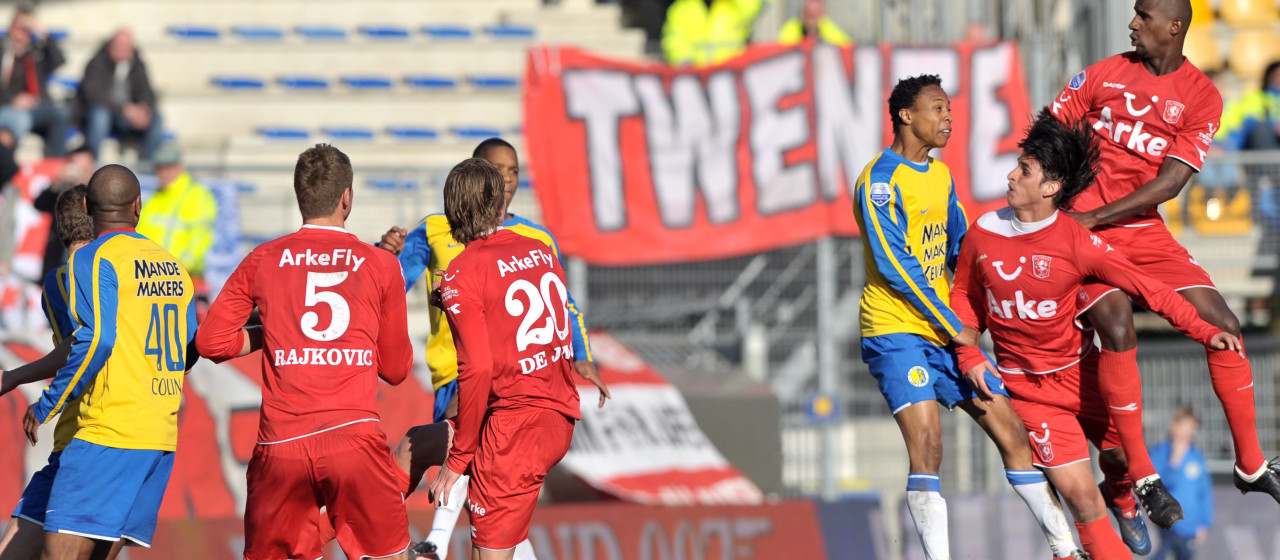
[{"x1": 524, "y1": 41, "x2": 1031, "y2": 265}]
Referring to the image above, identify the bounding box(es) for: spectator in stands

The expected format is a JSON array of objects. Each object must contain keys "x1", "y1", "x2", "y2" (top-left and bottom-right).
[
  {"x1": 74, "y1": 28, "x2": 163, "y2": 165},
  {"x1": 0, "y1": 4, "x2": 67, "y2": 158},
  {"x1": 136, "y1": 145, "x2": 216, "y2": 279},
  {"x1": 33, "y1": 144, "x2": 94, "y2": 281},
  {"x1": 1149, "y1": 406, "x2": 1214, "y2": 560},
  {"x1": 777, "y1": 0, "x2": 849, "y2": 46},
  {"x1": 1219, "y1": 61, "x2": 1280, "y2": 151},
  {"x1": 662, "y1": 0, "x2": 766, "y2": 67}
]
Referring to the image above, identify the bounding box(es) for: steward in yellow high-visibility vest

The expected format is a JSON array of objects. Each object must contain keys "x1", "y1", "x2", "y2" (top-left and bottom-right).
[
  {"x1": 778, "y1": 0, "x2": 850, "y2": 47},
  {"x1": 662, "y1": 0, "x2": 766, "y2": 67},
  {"x1": 136, "y1": 146, "x2": 216, "y2": 278}
]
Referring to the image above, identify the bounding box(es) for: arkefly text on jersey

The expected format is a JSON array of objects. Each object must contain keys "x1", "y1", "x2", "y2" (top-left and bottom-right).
[
  {"x1": 277, "y1": 247, "x2": 366, "y2": 271},
  {"x1": 497, "y1": 249, "x2": 556, "y2": 277}
]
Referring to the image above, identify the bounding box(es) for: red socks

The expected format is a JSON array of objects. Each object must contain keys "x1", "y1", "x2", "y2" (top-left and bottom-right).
[
  {"x1": 1076, "y1": 517, "x2": 1134, "y2": 560},
  {"x1": 1207, "y1": 346, "x2": 1266, "y2": 473},
  {"x1": 1096, "y1": 349, "x2": 1158, "y2": 483},
  {"x1": 1098, "y1": 455, "x2": 1138, "y2": 517}
]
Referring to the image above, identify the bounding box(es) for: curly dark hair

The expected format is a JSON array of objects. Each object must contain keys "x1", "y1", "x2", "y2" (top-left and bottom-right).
[
  {"x1": 472, "y1": 137, "x2": 516, "y2": 159},
  {"x1": 888, "y1": 74, "x2": 943, "y2": 129},
  {"x1": 1017, "y1": 107, "x2": 1100, "y2": 209}
]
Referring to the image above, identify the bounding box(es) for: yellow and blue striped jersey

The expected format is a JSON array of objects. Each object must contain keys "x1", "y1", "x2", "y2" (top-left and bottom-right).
[
  {"x1": 399, "y1": 213, "x2": 592, "y2": 390},
  {"x1": 853, "y1": 148, "x2": 968, "y2": 347},
  {"x1": 32, "y1": 228, "x2": 196, "y2": 452},
  {"x1": 40, "y1": 264, "x2": 82, "y2": 453}
]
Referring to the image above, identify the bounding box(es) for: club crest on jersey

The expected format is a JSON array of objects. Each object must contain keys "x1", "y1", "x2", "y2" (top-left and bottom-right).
[
  {"x1": 1031, "y1": 255, "x2": 1052, "y2": 279},
  {"x1": 1163, "y1": 100, "x2": 1185, "y2": 124},
  {"x1": 1067, "y1": 70, "x2": 1086, "y2": 90},
  {"x1": 869, "y1": 182, "x2": 892, "y2": 206},
  {"x1": 907, "y1": 366, "x2": 929, "y2": 387}
]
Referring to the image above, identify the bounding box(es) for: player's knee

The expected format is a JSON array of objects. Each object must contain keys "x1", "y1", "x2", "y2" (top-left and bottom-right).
[
  {"x1": 1092, "y1": 311, "x2": 1136, "y2": 351},
  {"x1": 1060, "y1": 483, "x2": 1107, "y2": 521},
  {"x1": 1215, "y1": 312, "x2": 1242, "y2": 338},
  {"x1": 911, "y1": 432, "x2": 944, "y2": 471},
  {"x1": 1099, "y1": 446, "x2": 1127, "y2": 469}
]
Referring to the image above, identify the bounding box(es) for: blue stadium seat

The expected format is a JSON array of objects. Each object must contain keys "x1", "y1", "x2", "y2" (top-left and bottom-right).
[
  {"x1": 467, "y1": 75, "x2": 519, "y2": 89},
  {"x1": 163, "y1": 130, "x2": 178, "y2": 143},
  {"x1": 256, "y1": 126, "x2": 310, "y2": 140},
  {"x1": 341, "y1": 75, "x2": 393, "y2": 90},
  {"x1": 169, "y1": 25, "x2": 221, "y2": 40},
  {"x1": 278, "y1": 76, "x2": 330, "y2": 90},
  {"x1": 51, "y1": 75, "x2": 80, "y2": 91},
  {"x1": 421, "y1": 25, "x2": 473, "y2": 39},
  {"x1": 295, "y1": 25, "x2": 348, "y2": 40},
  {"x1": 211, "y1": 76, "x2": 266, "y2": 90},
  {"x1": 449, "y1": 126, "x2": 503, "y2": 140},
  {"x1": 232, "y1": 25, "x2": 285, "y2": 40},
  {"x1": 404, "y1": 75, "x2": 457, "y2": 90},
  {"x1": 386, "y1": 126, "x2": 440, "y2": 140},
  {"x1": 358, "y1": 25, "x2": 411, "y2": 40},
  {"x1": 236, "y1": 182, "x2": 257, "y2": 195},
  {"x1": 47, "y1": 29, "x2": 69, "y2": 41},
  {"x1": 518, "y1": 177, "x2": 532, "y2": 189},
  {"x1": 483, "y1": 24, "x2": 535, "y2": 39},
  {"x1": 367, "y1": 177, "x2": 417, "y2": 191},
  {"x1": 322, "y1": 126, "x2": 375, "y2": 140}
]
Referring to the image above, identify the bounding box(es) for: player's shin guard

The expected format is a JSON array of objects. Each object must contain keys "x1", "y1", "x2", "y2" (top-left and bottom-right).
[
  {"x1": 427, "y1": 474, "x2": 470, "y2": 560},
  {"x1": 512, "y1": 539, "x2": 537, "y2": 560},
  {"x1": 1075, "y1": 517, "x2": 1134, "y2": 560},
  {"x1": 1097, "y1": 349, "x2": 1158, "y2": 483},
  {"x1": 1206, "y1": 346, "x2": 1266, "y2": 473},
  {"x1": 1006, "y1": 470, "x2": 1076, "y2": 558},
  {"x1": 1098, "y1": 456, "x2": 1137, "y2": 517},
  {"x1": 906, "y1": 474, "x2": 950, "y2": 560}
]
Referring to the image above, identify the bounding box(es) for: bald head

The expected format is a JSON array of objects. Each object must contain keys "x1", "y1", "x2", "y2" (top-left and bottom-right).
[
  {"x1": 1159, "y1": 0, "x2": 1193, "y2": 33},
  {"x1": 87, "y1": 164, "x2": 141, "y2": 217}
]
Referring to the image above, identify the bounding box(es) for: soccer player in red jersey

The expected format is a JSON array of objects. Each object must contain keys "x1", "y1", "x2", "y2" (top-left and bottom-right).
[
  {"x1": 196, "y1": 144, "x2": 414, "y2": 560},
  {"x1": 1051, "y1": 0, "x2": 1280, "y2": 526},
  {"x1": 427, "y1": 158, "x2": 608, "y2": 560},
  {"x1": 951, "y1": 109, "x2": 1242, "y2": 560}
]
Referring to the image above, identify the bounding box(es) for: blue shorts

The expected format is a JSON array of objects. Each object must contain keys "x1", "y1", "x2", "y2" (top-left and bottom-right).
[
  {"x1": 434, "y1": 379, "x2": 458, "y2": 423},
  {"x1": 12, "y1": 451, "x2": 62, "y2": 525},
  {"x1": 862, "y1": 332, "x2": 1008, "y2": 414},
  {"x1": 44, "y1": 439, "x2": 175, "y2": 547}
]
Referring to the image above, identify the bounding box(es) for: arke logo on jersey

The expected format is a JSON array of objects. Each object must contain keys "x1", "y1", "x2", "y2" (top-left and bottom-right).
[
  {"x1": 869, "y1": 182, "x2": 892, "y2": 206},
  {"x1": 986, "y1": 289, "x2": 1059, "y2": 320},
  {"x1": 992, "y1": 257, "x2": 1025, "y2": 281},
  {"x1": 1031, "y1": 255, "x2": 1052, "y2": 279},
  {"x1": 1091, "y1": 92, "x2": 1172, "y2": 157},
  {"x1": 1163, "y1": 100, "x2": 1185, "y2": 124},
  {"x1": 1031, "y1": 423, "x2": 1054, "y2": 462}
]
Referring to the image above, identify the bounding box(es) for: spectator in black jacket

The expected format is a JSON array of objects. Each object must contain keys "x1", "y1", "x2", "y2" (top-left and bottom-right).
[
  {"x1": 75, "y1": 28, "x2": 163, "y2": 164},
  {"x1": 0, "y1": 5, "x2": 67, "y2": 158}
]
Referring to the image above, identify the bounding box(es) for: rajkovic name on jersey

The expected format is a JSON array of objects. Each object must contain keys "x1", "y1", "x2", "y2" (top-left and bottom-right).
[{"x1": 134, "y1": 259, "x2": 186, "y2": 298}]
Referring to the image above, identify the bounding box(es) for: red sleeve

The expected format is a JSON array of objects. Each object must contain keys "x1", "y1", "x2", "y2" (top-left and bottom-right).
[
  {"x1": 196, "y1": 249, "x2": 260, "y2": 362},
  {"x1": 1074, "y1": 229, "x2": 1218, "y2": 345},
  {"x1": 1050, "y1": 60, "x2": 1100, "y2": 124},
  {"x1": 1165, "y1": 84, "x2": 1222, "y2": 172},
  {"x1": 948, "y1": 239, "x2": 990, "y2": 373},
  {"x1": 441, "y1": 267, "x2": 492, "y2": 474},
  {"x1": 375, "y1": 254, "x2": 412, "y2": 386}
]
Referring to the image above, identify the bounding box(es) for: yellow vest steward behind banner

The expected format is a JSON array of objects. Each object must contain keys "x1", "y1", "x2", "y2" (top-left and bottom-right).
[
  {"x1": 852, "y1": 147, "x2": 968, "y2": 347},
  {"x1": 32, "y1": 229, "x2": 196, "y2": 452},
  {"x1": 662, "y1": 0, "x2": 765, "y2": 67},
  {"x1": 137, "y1": 171, "x2": 217, "y2": 277}
]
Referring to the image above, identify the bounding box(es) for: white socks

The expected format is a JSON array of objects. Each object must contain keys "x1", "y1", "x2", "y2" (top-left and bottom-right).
[
  {"x1": 906, "y1": 486, "x2": 951, "y2": 560},
  {"x1": 1006, "y1": 470, "x2": 1076, "y2": 559},
  {"x1": 426, "y1": 474, "x2": 538, "y2": 559}
]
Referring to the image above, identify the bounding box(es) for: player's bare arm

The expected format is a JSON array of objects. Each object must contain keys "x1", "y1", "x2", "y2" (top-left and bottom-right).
[
  {"x1": 379, "y1": 226, "x2": 407, "y2": 255},
  {"x1": 573, "y1": 361, "x2": 611, "y2": 408},
  {"x1": 1070, "y1": 157, "x2": 1194, "y2": 229},
  {"x1": 0, "y1": 337, "x2": 72, "y2": 396}
]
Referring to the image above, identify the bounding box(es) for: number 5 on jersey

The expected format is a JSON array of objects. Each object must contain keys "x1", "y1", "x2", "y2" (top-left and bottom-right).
[{"x1": 302, "y1": 271, "x2": 350, "y2": 341}]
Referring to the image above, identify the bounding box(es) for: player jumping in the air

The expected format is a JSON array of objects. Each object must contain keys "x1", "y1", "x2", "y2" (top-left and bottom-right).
[
  {"x1": 854, "y1": 75, "x2": 1081, "y2": 560},
  {"x1": 1050, "y1": 0, "x2": 1280, "y2": 537},
  {"x1": 951, "y1": 108, "x2": 1242, "y2": 560},
  {"x1": 427, "y1": 158, "x2": 608, "y2": 560},
  {"x1": 197, "y1": 145, "x2": 414, "y2": 560}
]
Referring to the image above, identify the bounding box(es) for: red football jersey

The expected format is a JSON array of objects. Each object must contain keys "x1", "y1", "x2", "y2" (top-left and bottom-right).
[
  {"x1": 951, "y1": 208, "x2": 1219, "y2": 375},
  {"x1": 441, "y1": 229, "x2": 582, "y2": 474},
  {"x1": 196, "y1": 225, "x2": 413, "y2": 443},
  {"x1": 1051, "y1": 53, "x2": 1222, "y2": 226}
]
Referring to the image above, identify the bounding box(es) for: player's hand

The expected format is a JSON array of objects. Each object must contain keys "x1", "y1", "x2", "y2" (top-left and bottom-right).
[
  {"x1": 22, "y1": 405, "x2": 38, "y2": 446},
  {"x1": 379, "y1": 227, "x2": 407, "y2": 256},
  {"x1": 574, "y1": 360, "x2": 611, "y2": 408},
  {"x1": 964, "y1": 361, "x2": 1002, "y2": 402},
  {"x1": 952, "y1": 326, "x2": 981, "y2": 347},
  {"x1": 1209, "y1": 332, "x2": 1244, "y2": 357},
  {"x1": 428, "y1": 271, "x2": 445, "y2": 309},
  {"x1": 1068, "y1": 211, "x2": 1098, "y2": 230},
  {"x1": 429, "y1": 465, "x2": 463, "y2": 508}
]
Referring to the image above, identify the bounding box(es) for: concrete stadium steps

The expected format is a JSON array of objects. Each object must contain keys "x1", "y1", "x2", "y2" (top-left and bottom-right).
[{"x1": 159, "y1": 92, "x2": 519, "y2": 139}]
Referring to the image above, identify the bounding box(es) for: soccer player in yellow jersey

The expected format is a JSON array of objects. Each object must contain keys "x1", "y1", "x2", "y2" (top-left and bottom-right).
[
  {"x1": 853, "y1": 75, "x2": 1081, "y2": 560},
  {"x1": 19, "y1": 165, "x2": 196, "y2": 560},
  {"x1": 379, "y1": 138, "x2": 605, "y2": 560}
]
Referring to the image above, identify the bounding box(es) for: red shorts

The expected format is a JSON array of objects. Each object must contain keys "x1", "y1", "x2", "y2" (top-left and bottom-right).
[
  {"x1": 468, "y1": 408, "x2": 575, "y2": 550},
  {"x1": 244, "y1": 421, "x2": 409, "y2": 560},
  {"x1": 1004, "y1": 356, "x2": 1121, "y2": 469},
  {"x1": 1077, "y1": 224, "x2": 1214, "y2": 310}
]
